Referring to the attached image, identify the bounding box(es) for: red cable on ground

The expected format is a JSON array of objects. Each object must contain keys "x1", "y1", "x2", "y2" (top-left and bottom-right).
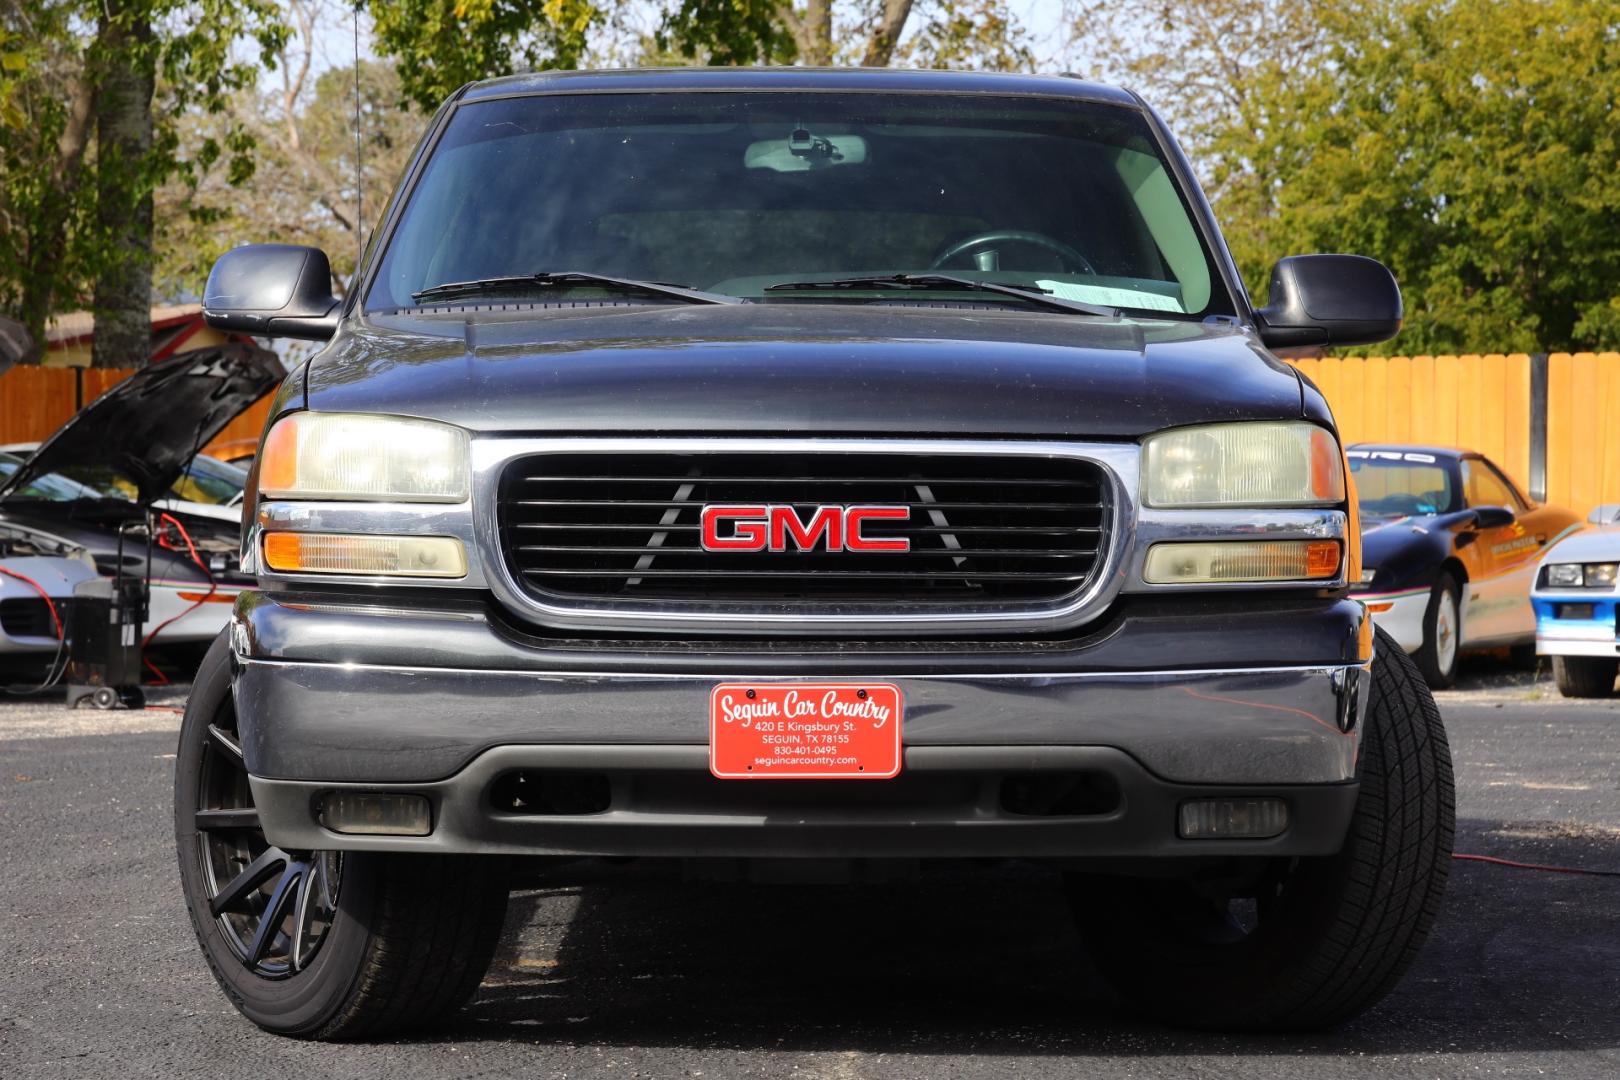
[
  {"x1": 140, "y1": 512, "x2": 217, "y2": 685},
  {"x1": 1452, "y1": 852, "x2": 1620, "y2": 879}
]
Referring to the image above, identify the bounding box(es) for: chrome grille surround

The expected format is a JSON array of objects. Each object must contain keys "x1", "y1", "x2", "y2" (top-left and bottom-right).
[
  {"x1": 474, "y1": 438, "x2": 1138, "y2": 636},
  {"x1": 248, "y1": 436, "x2": 1349, "y2": 638}
]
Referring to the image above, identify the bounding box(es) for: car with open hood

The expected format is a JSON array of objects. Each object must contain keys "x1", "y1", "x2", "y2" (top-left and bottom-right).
[
  {"x1": 1349, "y1": 445, "x2": 1581, "y2": 688},
  {"x1": 0, "y1": 345, "x2": 283, "y2": 646},
  {"x1": 1531, "y1": 504, "x2": 1620, "y2": 697},
  {"x1": 173, "y1": 67, "x2": 1455, "y2": 1039}
]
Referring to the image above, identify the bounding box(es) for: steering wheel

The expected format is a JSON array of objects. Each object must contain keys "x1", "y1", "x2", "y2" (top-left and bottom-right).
[{"x1": 929, "y1": 230, "x2": 1097, "y2": 275}]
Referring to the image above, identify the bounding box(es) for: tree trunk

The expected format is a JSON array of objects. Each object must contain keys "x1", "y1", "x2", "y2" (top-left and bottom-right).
[
  {"x1": 800, "y1": 0, "x2": 833, "y2": 66},
  {"x1": 90, "y1": 5, "x2": 155, "y2": 369},
  {"x1": 861, "y1": 0, "x2": 916, "y2": 66}
]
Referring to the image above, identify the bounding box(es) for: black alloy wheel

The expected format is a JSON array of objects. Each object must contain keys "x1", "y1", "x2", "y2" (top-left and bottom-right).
[
  {"x1": 193, "y1": 714, "x2": 342, "y2": 976},
  {"x1": 175, "y1": 631, "x2": 510, "y2": 1039}
]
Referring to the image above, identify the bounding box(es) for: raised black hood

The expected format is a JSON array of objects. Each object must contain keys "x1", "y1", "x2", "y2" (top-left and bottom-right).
[
  {"x1": 306, "y1": 305, "x2": 1316, "y2": 437},
  {"x1": 0, "y1": 344, "x2": 284, "y2": 505}
]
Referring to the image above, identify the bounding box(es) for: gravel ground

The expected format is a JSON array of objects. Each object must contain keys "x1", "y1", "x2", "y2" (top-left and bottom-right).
[{"x1": 2, "y1": 659, "x2": 1618, "y2": 1079}]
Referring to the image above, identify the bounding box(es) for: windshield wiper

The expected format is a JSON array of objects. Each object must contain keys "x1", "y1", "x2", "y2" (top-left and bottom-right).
[
  {"x1": 411, "y1": 271, "x2": 741, "y2": 306},
  {"x1": 764, "y1": 273, "x2": 1117, "y2": 317}
]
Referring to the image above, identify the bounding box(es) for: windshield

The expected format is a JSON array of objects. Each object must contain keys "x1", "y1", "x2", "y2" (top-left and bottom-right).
[
  {"x1": 368, "y1": 92, "x2": 1232, "y2": 319},
  {"x1": 0, "y1": 452, "x2": 109, "y2": 501},
  {"x1": 0, "y1": 450, "x2": 244, "y2": 506},
  {"x1": 170, "y1": 456, "x2": 248, "y2": 505},
  {"x1": 1350, "y1": 457, "x2": 1459, "y2": 517}
]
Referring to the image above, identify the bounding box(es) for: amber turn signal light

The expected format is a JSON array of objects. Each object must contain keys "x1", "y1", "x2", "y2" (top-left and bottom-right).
[
  {"x1": 262, "y1": 532, "x2": 467, "y2": 578},
  {"x1": 1144, "y1": 539, "x2": 1341, "y2": 584}
]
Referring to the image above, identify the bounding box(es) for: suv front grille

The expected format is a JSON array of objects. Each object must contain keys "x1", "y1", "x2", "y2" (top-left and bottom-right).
[{"x1": 497, "y1": 451, "x2": 1112, "y2": 610}]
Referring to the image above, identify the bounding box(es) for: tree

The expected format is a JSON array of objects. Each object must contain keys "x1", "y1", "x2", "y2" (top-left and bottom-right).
[
  {"x1": 0, "y1": 0, "x2": 283, "y2": 363},
  {"x1": 1070, "y1": 0, "x2": 1620, "y2": 355},
  {"x1": 370, "y1": 0, "x2": 599, "y2": 111},
  {"x1": 368, "y1": 1, "x2": 1036, "y2": 111},
  {"x1": 156, "y1": 1, "x2": 423, "y2": 299}
]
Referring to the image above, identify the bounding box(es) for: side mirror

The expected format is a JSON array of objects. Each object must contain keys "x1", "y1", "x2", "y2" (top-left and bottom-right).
[
  {"x1": 1472, "y1": 506, "x2": 1516, "y2": 529},
  {"x1": 203, "y1": 244, "x2": 341, "y2": 341},
  {"x1": 1255, "y1": 254, "x2": 1402, "y2": 349}
]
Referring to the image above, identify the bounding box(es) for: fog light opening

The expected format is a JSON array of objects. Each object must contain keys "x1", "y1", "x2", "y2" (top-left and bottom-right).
[
  {"x1": 999, "y1": 772, "x2": 1122, "y2": 817},
  {"x1": 490, "y1": 771, "x2": 612, "y2": 816},
  {"x1": 1177, "y1": 797, "x2": 1289, "y2": 839},
  {"x1": 318, "y1": 792, "x2": 433, "y2": 836}
]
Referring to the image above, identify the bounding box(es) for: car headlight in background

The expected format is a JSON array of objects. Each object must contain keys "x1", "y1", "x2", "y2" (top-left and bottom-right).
[
  {"x1": 1546, "y1": 562, "x2": 1619, "y2": 588},
  {"x1": 1142, "y1": 422, "x2": 1345, "y2": 508},
  {"x1": 259, "y1": 412, "x2": 469, "y2": 501}
]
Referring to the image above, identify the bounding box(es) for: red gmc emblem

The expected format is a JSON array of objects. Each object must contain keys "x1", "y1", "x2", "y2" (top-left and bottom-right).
[{"x1": 700, "y1": 505, "x2": 911, "y2": 553}]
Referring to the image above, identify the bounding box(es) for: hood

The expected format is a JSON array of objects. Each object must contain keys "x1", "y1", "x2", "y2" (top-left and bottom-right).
[
  {"x1": 1538, "y1": 524, "x2": 1618, "y2": 565},
  {"x1": 1361, "y1": 512, "x2": 1444, "y2": 566},
  {"x1": 0, "y1": 344, "x2": 283, "y2": 506},
  {"x1": 307, "y1": 305, "x2": 1312, "y2": 438}
]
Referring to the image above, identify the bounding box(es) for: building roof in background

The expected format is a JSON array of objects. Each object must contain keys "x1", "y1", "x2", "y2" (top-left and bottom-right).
[
  {"x1": 35, "y1": 304, "x2": 256, "y2": 368},
  {"x1": 44, "y1": 304, "x2": 203, "y2": 351}
]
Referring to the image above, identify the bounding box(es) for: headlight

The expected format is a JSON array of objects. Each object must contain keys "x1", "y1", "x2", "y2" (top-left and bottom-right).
[
  {"x1": 259, "y1": 413, "x2": 468, "y2": 502},
  {"x1": 1142, "y1": 422, "x2": 1345, "y2": 508},
  {"x1": 1546, "y1": 564, "x2": 1583, "y2": 587},
  {"x1": 1359, "y1": 567, "x2": 1378, "y2": 586},
  {"x1": 1547, "y1": 562, "x2": 1619, "y2": 588}
]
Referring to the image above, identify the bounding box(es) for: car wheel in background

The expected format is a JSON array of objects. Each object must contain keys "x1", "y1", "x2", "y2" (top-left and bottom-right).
[
  {"x1": 174, "y1": 631, "x2": 510, "y2": 1039},
  {"x1": 1414, "y1": 573, "x2": 1461, "y2": 689},
  {"x1": 1068, "y1": 629, "x2": 1454, "y2": 1030},
  {"x1": 1552, "y1": 656, "x2": 1619, "y2": 699}
]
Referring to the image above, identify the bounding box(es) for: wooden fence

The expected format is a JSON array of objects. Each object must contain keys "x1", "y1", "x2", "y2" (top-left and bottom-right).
[
  {"x1": 0, "y1": 365, "x2": 272, "y2": 456},
  {"x1": 1292, "y1": 352, "x2": 1620, "y2": 514}
]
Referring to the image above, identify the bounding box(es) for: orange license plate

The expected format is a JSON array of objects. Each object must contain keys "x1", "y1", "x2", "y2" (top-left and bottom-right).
[{"x1": 709, "y1": 682, "x2": 902, "y2": 780}]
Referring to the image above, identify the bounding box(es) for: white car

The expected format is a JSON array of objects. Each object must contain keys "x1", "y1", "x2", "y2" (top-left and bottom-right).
[
  {"x1": 0, "y1": 523, "x2": 99, "y2": 683},
  {"x1": 0, "y1": 347, "x2": 282, "y2": 648},
  {"x1": 1532, "y1": 505, "x2": 1620, "y2": 697}
]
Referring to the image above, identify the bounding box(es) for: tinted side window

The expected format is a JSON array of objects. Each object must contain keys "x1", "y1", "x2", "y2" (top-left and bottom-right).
[{"x1": 1461, "y1": 460, "x2": 1523, "y2": 511}]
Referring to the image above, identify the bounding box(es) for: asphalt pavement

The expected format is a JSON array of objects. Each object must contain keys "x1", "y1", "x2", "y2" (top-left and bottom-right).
[{"x1": 3, "y1": 661, "x2": 1618, "y2": 1078}]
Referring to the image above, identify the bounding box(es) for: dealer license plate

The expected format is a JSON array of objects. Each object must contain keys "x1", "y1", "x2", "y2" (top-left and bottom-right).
[{"x1": 708, "y1": 682, "x2": 903, "y2": 779}]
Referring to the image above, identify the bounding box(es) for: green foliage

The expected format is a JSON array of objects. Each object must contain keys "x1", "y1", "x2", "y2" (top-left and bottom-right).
[
  {"x1": 0, "y1": 0, "x2": 286, "y2": 356},
  {"x1": 898, "y1": 0, "x2": 1034, "y2": 71},
  {"x1": 370, "y1": 0, "x2": 600, "y2": 110},
  {"x1": 1084, "y1": 0, "x2": 1620, "y2": 354},
  {"x1": 655, "y1": 0, "x2": 796, "y2": 65},
  {"x1": 156, "y1": 57, "x2": 424, "y2": 299}
]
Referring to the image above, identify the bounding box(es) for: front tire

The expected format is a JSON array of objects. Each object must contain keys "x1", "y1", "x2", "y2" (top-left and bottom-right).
[
  {"x1": 1553, "y1": 656, "x2": 1618, "y2": 698},
  {"x1": 174, "y1": 631, "x2": 510, "y2": 1039},
  {"x1": 1070, "y1": 628, "x2": 1455, "y2": 1030},
  {"x1": 1414, "y1": 573, "x2": 1461, "y2": 689}
]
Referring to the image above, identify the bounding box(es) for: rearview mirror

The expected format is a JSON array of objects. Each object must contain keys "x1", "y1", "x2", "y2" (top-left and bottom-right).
[
  {"x1": 745, "y1": 132, "x2": 868, "y2": 172},
  {"x1": 1255, "y1": 254, "x2": 1402, "y2": 349},
  {"x1": 1472, "y1": 506, "x2": 1516, "y2": 529},
  {"x1": 203, "y1": 244, "x2": 341, "y2": 340}
]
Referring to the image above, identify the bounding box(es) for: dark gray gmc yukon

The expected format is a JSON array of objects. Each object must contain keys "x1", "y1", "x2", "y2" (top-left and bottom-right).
[{"x1": 178, "y1": 68, "x2": 1454, "y2": 1039}]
